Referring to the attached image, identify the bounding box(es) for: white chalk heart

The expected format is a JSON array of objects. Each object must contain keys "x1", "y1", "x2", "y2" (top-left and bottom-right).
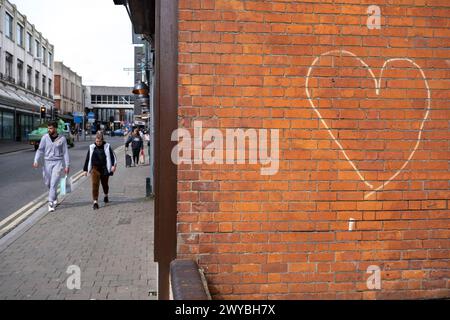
[{"x1": 305, "y1": 50, "x2": 431, "y2": 199}]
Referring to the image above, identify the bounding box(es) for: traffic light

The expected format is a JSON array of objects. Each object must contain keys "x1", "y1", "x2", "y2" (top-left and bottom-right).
[{"x1": 40, "y1": 106, "x2": 46, "y2": 119}]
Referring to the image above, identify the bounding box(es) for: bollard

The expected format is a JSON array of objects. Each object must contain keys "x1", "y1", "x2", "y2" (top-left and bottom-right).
[{"x1": 146, "y1": 177, "x2": 152, "y2": 197}]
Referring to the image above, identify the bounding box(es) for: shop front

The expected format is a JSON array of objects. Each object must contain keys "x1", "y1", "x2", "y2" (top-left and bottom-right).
[
  {"x1": 0, "y1": 87, "x2": 53, "y2": 142},
  {"x1": 0, "y1": 105, "x2": 40, "y2": 142}
]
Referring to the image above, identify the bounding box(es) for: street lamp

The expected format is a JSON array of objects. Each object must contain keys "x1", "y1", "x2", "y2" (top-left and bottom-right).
[
  {"x1": 133, "y1": 81, "x2": 150, "y2": 121},
  {"x1": 132, "y1": 81, "x2": 149, "y2": 95}
]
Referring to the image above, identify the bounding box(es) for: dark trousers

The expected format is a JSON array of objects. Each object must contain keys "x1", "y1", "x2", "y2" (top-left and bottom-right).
[
  {"x1": 91, "y1": 166, "x2": 109, "y2": 201},
  {"x1": 132, "y1": 148, "x2": 140, "y2": 165}
]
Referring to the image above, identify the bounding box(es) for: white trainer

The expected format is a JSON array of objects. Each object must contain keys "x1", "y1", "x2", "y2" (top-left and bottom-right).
[{"x1": 48, "y1": 202, "x2": 55, "y2": 212}]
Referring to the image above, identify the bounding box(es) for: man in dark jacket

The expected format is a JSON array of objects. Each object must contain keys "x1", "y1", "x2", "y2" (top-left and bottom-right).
[{"x1": 125, "y1": 128, "x2": 144, "y2": 166}]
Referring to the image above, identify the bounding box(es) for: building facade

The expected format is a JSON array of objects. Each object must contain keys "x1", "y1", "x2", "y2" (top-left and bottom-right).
[
  {"x1": 118, "y1": 0, "x2": 450, "y2": 300},
  {"x1": 0, "y1": 0, "x2": 54, "y2": 141},
  {"x1": 86, "y1": 85, "x2": 134, "y2": 130},
  {"x1": 53, "y1": 61, "x2": 83, "y2": 120}
]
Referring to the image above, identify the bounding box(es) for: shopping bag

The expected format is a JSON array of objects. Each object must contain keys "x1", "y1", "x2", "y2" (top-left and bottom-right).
[
  {"x1": 140, "y1": 149, "x2": 145, "y2": 164},
  {"x1": 126, "y1": 154, "x2": 132, "y2": 167},
  {"x1": 60, "y1": 175, "x2": 66, "y2": 196},
  {"x1": 59, "y1": 175, "x2": 72, "y2": 195}
]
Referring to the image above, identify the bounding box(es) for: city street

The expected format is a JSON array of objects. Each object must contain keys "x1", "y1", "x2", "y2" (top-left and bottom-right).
[
  {"x1": 0, "y1": 146, "x2": 157, "y2": 300},
  {"x1": 0, "y1": 136, "x2": 125, "y2": 221}
]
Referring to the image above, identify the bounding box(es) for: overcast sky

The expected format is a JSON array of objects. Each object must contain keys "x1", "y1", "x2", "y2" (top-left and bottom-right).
[{"x1": 15, "y1": 0, "x2": 134, "y2": 87}]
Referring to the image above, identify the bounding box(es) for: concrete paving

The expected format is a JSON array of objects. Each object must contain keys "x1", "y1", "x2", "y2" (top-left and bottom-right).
[{"x1": 0, "y1": 146, "x2": 157, "y2": 300}]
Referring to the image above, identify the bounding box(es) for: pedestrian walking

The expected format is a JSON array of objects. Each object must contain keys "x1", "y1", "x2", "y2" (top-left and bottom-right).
[
  {"x1": 32, "y1": 120, "x2": 70, "y2": 212},
  {"x1": 83, "y1": 132, "x2": 117, "y2": 210},
  {"x1": 144, "y1": 130, "x2": 150, "y2": 148},
  {"x1": 144, "y1": 130, "x2": 150, "y2": 165},
  {"x1": 125, "y1": 127, "x2": 144, "y2": 166}
]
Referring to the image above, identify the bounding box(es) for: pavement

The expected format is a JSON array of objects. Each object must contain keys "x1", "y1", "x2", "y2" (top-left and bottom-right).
[
  {"x1": 0, "y1": 146, "x2": 158, "y2": 300},
  {"x1": 0, "y1": 140, "x2": 33, "y2": 155}
]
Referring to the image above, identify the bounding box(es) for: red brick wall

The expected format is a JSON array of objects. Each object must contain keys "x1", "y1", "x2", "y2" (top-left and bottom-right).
[{"x1": 177, "y1": 0, "x2": 450, "y2": 299}]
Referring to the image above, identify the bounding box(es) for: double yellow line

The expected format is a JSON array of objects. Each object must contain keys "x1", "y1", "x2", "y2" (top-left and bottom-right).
[{"x1": 0, "y1": 169, "x2": 86, "y2": 238}]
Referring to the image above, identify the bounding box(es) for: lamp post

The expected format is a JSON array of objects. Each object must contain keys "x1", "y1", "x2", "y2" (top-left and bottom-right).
[{"x1": 133, "y1": 80, "x2": 152, "y2": 196}]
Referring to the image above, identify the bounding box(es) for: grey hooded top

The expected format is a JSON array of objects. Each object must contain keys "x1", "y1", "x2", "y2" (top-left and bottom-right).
[{"x1": 34, "y1": 133, "x2": 70, "y2": 168}]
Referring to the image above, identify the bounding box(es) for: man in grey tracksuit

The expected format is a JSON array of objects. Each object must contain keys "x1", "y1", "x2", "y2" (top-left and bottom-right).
[{"x1": 33, "y1": 121, "x2": 70, "y2": 212}]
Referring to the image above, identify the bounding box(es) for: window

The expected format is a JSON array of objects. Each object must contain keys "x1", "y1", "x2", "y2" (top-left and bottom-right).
[
  {"x1": 5, "y1": 53, "x2": 13, "y2": 79},
  {"x1": 27, "y1": 66, "x2": 32, "y2": 89},
  {"x1": 17, "y1": 60, "x2": 24, "y2": 85},
  {"x1": 42, "y1": 47, "x2": 47, "y2": 66},
  {"x1": 35, "y1": 40, "x2": 41, "y2": 58},
  {"x1": 35, "y1": 71, "x2": 40, "y2": 91},
  {"x1": 48, "y1": 79, "x2": 52, "y2": 97},
  {"x1": 17, "y1": 24, "x2": 24, "y2": 47},
  {"x1": 48, "y1": 52, "x2": 52, "y2": 67},
  {"x1": 26, "y1": 32, "x2": 33, "y2": 54},
  {"x1": 42, "y1": 75, "x2": 46, "y2": 95},
  {"x1": 5, "y1": 12, "x2": 13, "y2": 40},
  {"x1": 64, "y1": 79, "x2": 68, "y2": 98},
  {"x1": 2, "y1": 112, "x2": 14, "y2": 140},
  {"x1": 19, "y1": 114, "x2": 34, "y2": 141}
]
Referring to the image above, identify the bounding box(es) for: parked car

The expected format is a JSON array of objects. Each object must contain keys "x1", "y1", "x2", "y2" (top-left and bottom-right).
[{"x1": 113, "y1": 128, "x2": 125, "y2": 136}]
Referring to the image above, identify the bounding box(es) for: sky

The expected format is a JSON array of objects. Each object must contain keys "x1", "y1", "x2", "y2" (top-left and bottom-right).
[{"x1": 15, "y1": 0, "x2": 134, "y2": 87}]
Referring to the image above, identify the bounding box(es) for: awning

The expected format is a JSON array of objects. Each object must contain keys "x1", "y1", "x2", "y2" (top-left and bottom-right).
[{"x1": 0, "y1": 85, "x2": 54, "y2": 112}]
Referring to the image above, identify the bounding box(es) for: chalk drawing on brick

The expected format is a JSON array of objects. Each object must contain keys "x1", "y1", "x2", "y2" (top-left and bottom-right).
[{"x1": 305, "y1": 50, "x2": 431, "y2": 199}]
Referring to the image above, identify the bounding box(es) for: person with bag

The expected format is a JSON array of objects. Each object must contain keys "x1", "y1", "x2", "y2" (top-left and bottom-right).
[
  {"x1": 32, "y1": 120, "x2": 70, "y2": 212},
  {"x1": 144, "y1": 130, "x2": 150, "y2": 164},
  {"x1": 83, "y1": 132, "x2": 117, "y2": 210},
  {"x1": 125, "y1": 127, "x2": 144, "y2": 167}
]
